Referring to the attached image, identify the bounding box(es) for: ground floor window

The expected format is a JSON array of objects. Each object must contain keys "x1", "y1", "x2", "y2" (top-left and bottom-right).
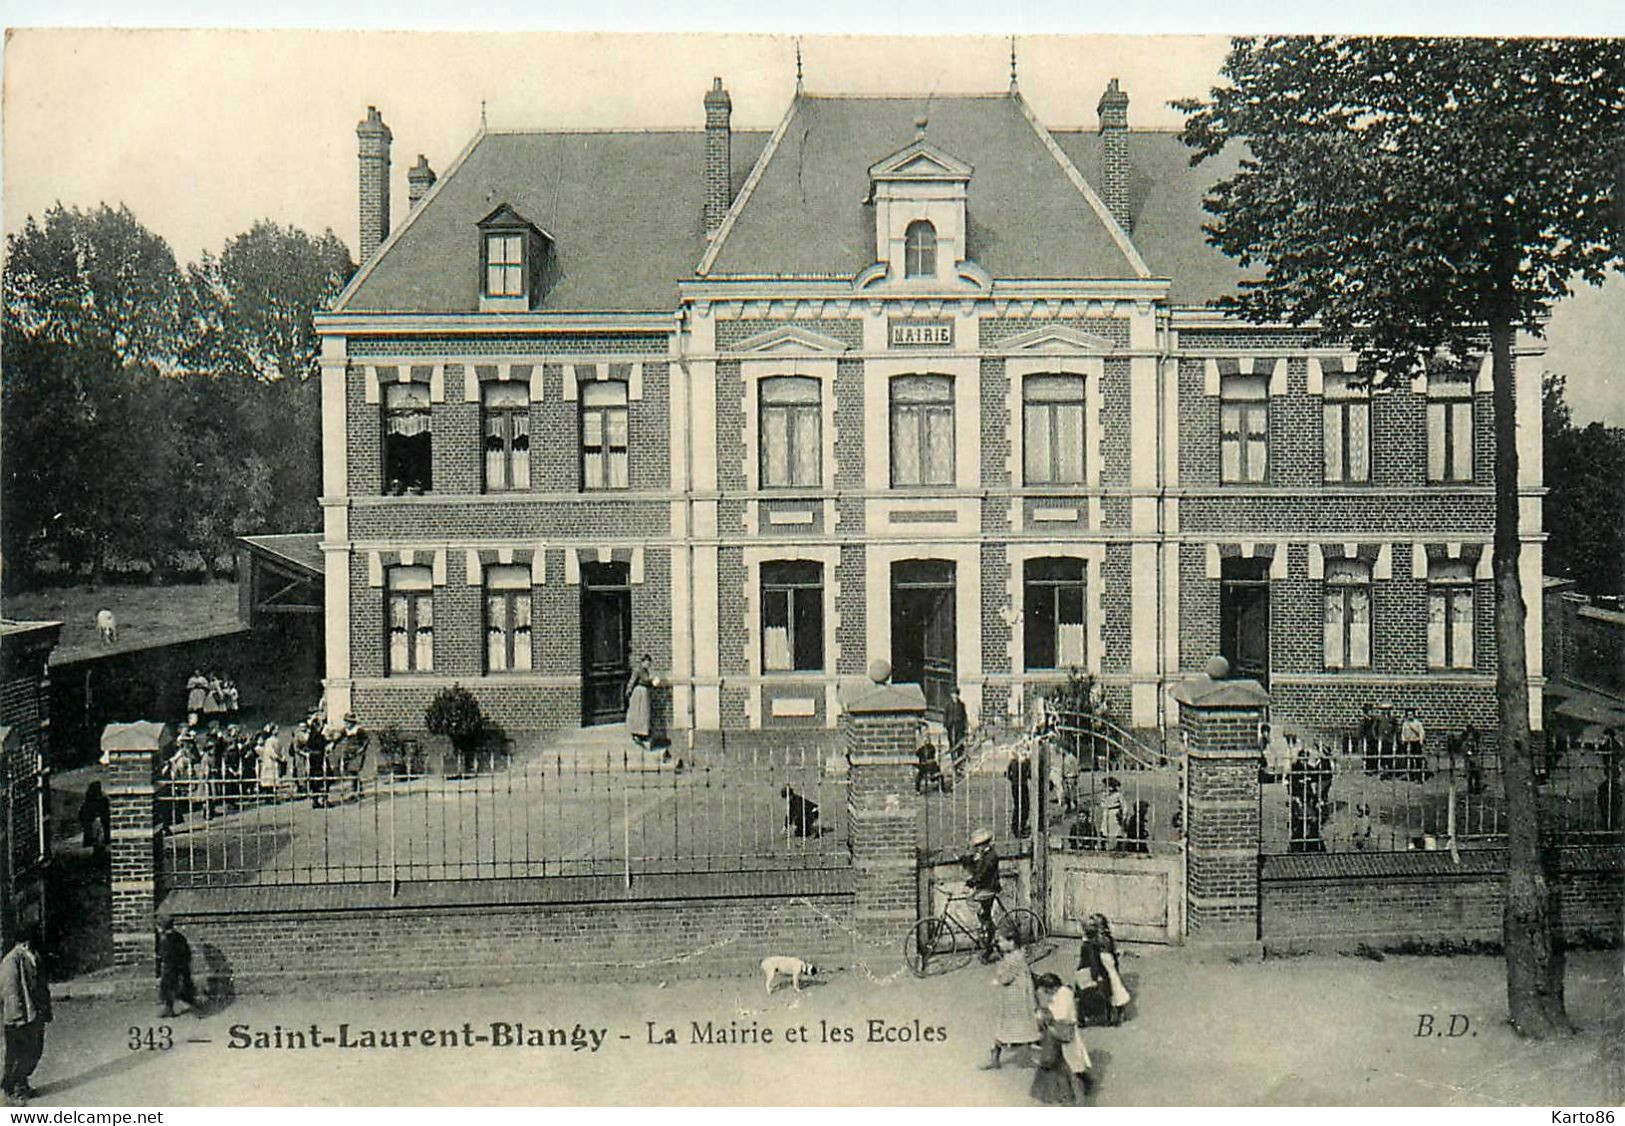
[
  {"x1": 1024, "y1": 557, "x2": 1087, "y2": 671},
  {"x1": 761, "y1": 560, "x2": 824, "y2": 672},
  {"x1": 386, "y1": 565, "x2": 434, "y2": 673},
  {"x1": 1323, "y1": 559, "x2": 1372, "y2": 669},
  {"x1": 484, "y1": 565, "x2": 533, "y2": 673},
  {"x1": 1428, "y1": 561, "x2": 1475, "y2": 669}
]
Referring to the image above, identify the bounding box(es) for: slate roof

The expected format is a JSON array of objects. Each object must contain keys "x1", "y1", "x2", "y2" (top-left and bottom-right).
[
  {"x1": 1053, "y1": 129, "x2": 1253, "y2": 308},
  {"x1": 337, "y1": 99, "x2": 1255, "y2": 313},
  {"x1": 706, "y1": 94, "x2": 1138, "y2": 281},
  {"x1": 238, "y1": 533, "x2": 325, "y2": 579},
  {"x1": 340, "y1": 130, "x2": 768, "y2": 314}
]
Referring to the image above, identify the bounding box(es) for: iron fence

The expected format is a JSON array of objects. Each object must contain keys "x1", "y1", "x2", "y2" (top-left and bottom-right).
[
  {"x1": 918, "y1": 708, "x2": 1180, "y2": 863},
  {"x1": 1260, "y1": 734, "x2": 1622, "y2": 855},
  {"x1": 160, "y1": 739, "x2": 848, "y2": 888}
]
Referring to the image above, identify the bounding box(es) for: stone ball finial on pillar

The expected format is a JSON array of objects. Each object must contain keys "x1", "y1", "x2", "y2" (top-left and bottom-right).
[
  {"x1": 1205, "y1": 654, "x2": 1231, "y2": 680},
  {"x1": 867, "y1": 658, "x2": 892, "y2": 684}
]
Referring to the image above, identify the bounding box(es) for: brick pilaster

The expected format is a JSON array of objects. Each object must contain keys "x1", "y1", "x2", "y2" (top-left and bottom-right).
[
  {"x1": 1174, "y1": 672, "x2": 1269, "y2": 945},
  {"x1": 103, "y1": 722, "x2": 168, "y2": 969},
  {"x1": 840, "y1": 674, "x2": 925, "y2": 939}
]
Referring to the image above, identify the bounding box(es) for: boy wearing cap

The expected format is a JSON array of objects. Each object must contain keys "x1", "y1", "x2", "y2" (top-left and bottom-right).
[{"x1": 961, "y1": 827, "x2": 1001, "y2": 961}]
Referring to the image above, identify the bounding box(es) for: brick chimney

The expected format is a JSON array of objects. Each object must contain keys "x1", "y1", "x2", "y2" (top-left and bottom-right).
[
  {"x1": 1096, "y1": 78, "x2": 1132, "y2": 233},
  {"x1": 703, "y1": 77, "x2": 733, "y2": 236},
  {"x1": 356, "y1": 106, "x2": 393, "y2": 261},
  {"x1": 407, "y1": 153, "x2": 437, "y2": 210}
]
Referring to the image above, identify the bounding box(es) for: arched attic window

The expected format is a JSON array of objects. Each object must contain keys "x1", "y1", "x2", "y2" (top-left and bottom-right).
[{"x1": 904, "y1": 220, "x2": 937, "y2": 279}]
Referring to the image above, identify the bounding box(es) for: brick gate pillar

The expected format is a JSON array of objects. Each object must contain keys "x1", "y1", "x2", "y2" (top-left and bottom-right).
[
  {"x1": 1172, "y1": 660, "x2": 1270, "y2": 948},
  {"x1": 102, "y1": 721, "x2": 170, "y2": 968},
  {"x1": 840, "y1": 664, "x2": 926, "y2": 940}
]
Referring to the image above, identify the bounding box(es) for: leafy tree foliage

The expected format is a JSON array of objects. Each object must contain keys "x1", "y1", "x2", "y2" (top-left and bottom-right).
[
  {"x1": 1177, "y1": 36, "x2": 1625, "y2": 1038},
  {"x1": 2, "y1": 208, "x2": 355, "y2": 589},
  {"x1": 1543, "y1": 374, "x2": 1625, "y2": 596}
]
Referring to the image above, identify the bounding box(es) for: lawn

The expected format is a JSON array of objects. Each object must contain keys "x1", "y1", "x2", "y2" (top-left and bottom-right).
[{"x1": 5, "y1": 580, "x2": 241, "y2": 662}]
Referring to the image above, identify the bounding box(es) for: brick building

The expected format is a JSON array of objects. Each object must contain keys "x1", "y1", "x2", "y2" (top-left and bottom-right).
[
  {"x1": 0, "y1": 619, "x2": 60, "y2": 946},
  {"x1": 314, "y1": 75, "x2": 1545, "y2": 744}
]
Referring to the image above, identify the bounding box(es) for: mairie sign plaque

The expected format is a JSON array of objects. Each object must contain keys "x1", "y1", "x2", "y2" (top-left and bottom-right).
[{"x1": 888, "y1": 319, "x2": 954, "y2": 348}]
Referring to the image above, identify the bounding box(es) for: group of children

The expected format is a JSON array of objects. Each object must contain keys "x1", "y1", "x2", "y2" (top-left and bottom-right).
[
  {"x1": 160, "y1": 709, "x2": 371, "y2": 824},
  {"x1": 962, "y1": 826, "x2": 1132, "y2": 1106},
  {"x1": 183, "y1": 670, "x2": 240, "y2": 725}
]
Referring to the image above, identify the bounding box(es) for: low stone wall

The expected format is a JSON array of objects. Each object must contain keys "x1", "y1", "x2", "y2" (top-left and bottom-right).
[
  {"x1": 1259, "y1": 847, "x2": 1623, "y2": 953},
  {"x1": 159, "y1": 871, "x2": 858, "y2": 994}
]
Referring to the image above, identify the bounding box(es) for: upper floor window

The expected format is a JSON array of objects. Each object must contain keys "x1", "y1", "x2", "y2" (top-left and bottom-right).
[
  {"x1": 759, "y1": 377, "x2": 821, "y2": 488},
  {"x1": 1220, "y1": 373, "x2": 1268, "y2": 484},
  {"x1": 483, "y1": 382, "x2": 531, "y2": 491},
  {"x1": 1427, "y1": 382, "x2": 1474, "y2": 482},
  {"x1": 383, "y1": 382, "x2": 432, "y2": 495},
  {"x1": 484, "y1": 565, "x2": 533, "y2": 673},
  {"x1": 1322, "y1": 558, "x2": 1372, "y2": 670},
  {"x1": 904, "y1": 220, "x2": 937, "y2": 279},
  {"x1": 580, "y1": 380, "x2": 629, "y2": 490},
  {"x1": 761, "y1": 560, "x2": 824, "y2": 673},
  {"x1": 1323, "y1": 387, "x2": 1371, "y2": 484},
  {"x1": 1024, "y1": 557, "x2": 1087, "y2": 671},
  {"x1": 1023, "y1": 374, "x2": 1087, "y2": 485},
  {"x1": 890, "y1": 375, "x2": 954, "y2": 487},
  {"x1": 1428, "y1": 560, "x2": 1475, "y2": 669},
  {"x1": 484, "y1": 233, "x2": 525, "y2": 298},
  {"x1": 386, "y1": 566, "x2": 434, "y2": 674}
]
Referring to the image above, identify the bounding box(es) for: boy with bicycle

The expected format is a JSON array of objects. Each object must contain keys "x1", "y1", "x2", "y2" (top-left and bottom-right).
[{"x1": 961, "y1": 827, "x2": 1000, "y2": 962}]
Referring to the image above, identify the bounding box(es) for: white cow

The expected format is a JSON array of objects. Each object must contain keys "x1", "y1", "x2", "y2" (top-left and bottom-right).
[{"x1": 96, "y1": 608, "x2": 117, "y2": 644}]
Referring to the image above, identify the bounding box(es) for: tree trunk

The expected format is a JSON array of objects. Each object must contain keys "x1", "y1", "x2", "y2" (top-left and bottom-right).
[{"x1": 1489, "y1": 317, "x2": 1569, "y2": 1037}]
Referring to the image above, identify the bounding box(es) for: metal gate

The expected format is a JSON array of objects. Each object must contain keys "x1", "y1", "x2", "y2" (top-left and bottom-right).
[{"x1": 1036, "y1": 708, "x2": 1185, "y2": 944}]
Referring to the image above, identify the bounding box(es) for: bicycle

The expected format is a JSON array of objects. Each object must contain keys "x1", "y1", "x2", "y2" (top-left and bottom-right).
[{"x1": 904, "y1": 891, "x2": 1046, "y2": 977}]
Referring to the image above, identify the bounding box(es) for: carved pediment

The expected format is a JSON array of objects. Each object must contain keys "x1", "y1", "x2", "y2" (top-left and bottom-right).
[
  {"x1": 868, "y1": 139, "x2": 974, "y2": 182},
  {"x1": 731, "y1": 324, "x2": 852, "y2": 355},
  {"x1": 1000, "y1": 323, "x2": 1116, "y2": 353}
]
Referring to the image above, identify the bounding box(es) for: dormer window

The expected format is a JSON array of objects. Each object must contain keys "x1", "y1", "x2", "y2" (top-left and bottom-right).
[
  {"x1": 904, "y1": 221, "x2": 937, "y2": 279},
  {"x1": 476, "y1": 204, "x2": 548, "y2": 312},
  {"x1": 485, "y1": 234, "x2": 524, "y2": 297}
]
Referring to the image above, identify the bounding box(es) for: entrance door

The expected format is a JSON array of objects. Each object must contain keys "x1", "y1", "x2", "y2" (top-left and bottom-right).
[
  {"x1": 891, "y1": 560, "x2": 956, "y2": 717},
  {"x1": 1220, "y1": 557, "x2": 1270, "y2": 686},
  {"x1": 580, "y1": 561, "x2": 632, "y2": 726}
]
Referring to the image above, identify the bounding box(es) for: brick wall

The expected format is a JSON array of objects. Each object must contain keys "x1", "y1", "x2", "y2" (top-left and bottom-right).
[
  {"x1": 162, "y1": 875, "x2": 856, "y2": 992},
  {"x1": 1259, "y1": 848, "x2": 1623, "y2": 951}
]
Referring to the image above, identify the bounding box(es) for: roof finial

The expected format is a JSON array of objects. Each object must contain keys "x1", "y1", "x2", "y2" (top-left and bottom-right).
[
  {"x1": 480, "y1": 99, "x2": 487, "y2": 131},
  {"x1": 795, "y1": 37, "x2": 804, "y2": 92},
  {"x1": 914, "y1": 114, "x2": 928, "y2": 140},
  {"x1": 1009, "y1": 36, "x2": 1018, "y2": 93}
]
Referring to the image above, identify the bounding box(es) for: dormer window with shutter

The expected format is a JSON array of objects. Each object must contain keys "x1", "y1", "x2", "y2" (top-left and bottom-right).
[{"x1": 477, "y1": 204, "x2": 549, "y2": 312}]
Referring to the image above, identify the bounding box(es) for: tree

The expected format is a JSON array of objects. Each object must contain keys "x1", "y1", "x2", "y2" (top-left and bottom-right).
[
  {"x1": 1543, "y1": 374, "x2": 1625, "y2": 596},
  {"x1": 183, "y1": 222, "x2": 355, "y2": 536},
  {"x1": 4, "y1": 204, "x2": 182, "y2": 367},
  {"x1": 1177, "y1": 37, "x2": 1625, "y2": 1037},
  {"x1": 3, "y1": 205, "x2": 186, "y2": 584}
]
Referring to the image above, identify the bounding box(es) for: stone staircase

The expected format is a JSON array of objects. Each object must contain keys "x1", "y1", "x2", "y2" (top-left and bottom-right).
[{"x1": 518, "y1": 723, "x2": 677, "y2": 774}]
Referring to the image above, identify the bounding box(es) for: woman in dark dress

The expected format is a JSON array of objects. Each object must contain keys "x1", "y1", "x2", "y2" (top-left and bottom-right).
[{"x1": 1074, "y1": 923, "x2": 1110, "y2": 1027}]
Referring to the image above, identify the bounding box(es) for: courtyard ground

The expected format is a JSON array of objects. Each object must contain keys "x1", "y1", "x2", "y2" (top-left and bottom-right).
[{"x1": 23, "y1": 944, "x2": 1621, "y2": 1106}]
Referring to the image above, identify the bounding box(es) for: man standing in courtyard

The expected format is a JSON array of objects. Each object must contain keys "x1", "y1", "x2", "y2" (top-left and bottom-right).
[{"x1": 0, "y1": 928, "x2": 51, "y2": 1104}]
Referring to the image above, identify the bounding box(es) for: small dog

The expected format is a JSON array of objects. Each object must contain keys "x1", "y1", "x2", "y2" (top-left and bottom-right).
[{"x1": 761, "y1": 955, "x2": 818, "y2": 994}]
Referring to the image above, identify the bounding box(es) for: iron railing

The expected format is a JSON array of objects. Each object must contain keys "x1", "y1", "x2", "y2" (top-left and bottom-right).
[
  {"x1": 160, "y1": 740, "x2": 848, "y2": 888},
  {"x1": 1260, "y1": 734, "x2": 1622, "y2": 855}
]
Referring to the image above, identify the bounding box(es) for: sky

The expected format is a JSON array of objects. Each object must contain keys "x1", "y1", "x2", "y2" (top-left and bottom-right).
[{"x1": 3, "y1": 16, "x2": 1622, "y2": 425}]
